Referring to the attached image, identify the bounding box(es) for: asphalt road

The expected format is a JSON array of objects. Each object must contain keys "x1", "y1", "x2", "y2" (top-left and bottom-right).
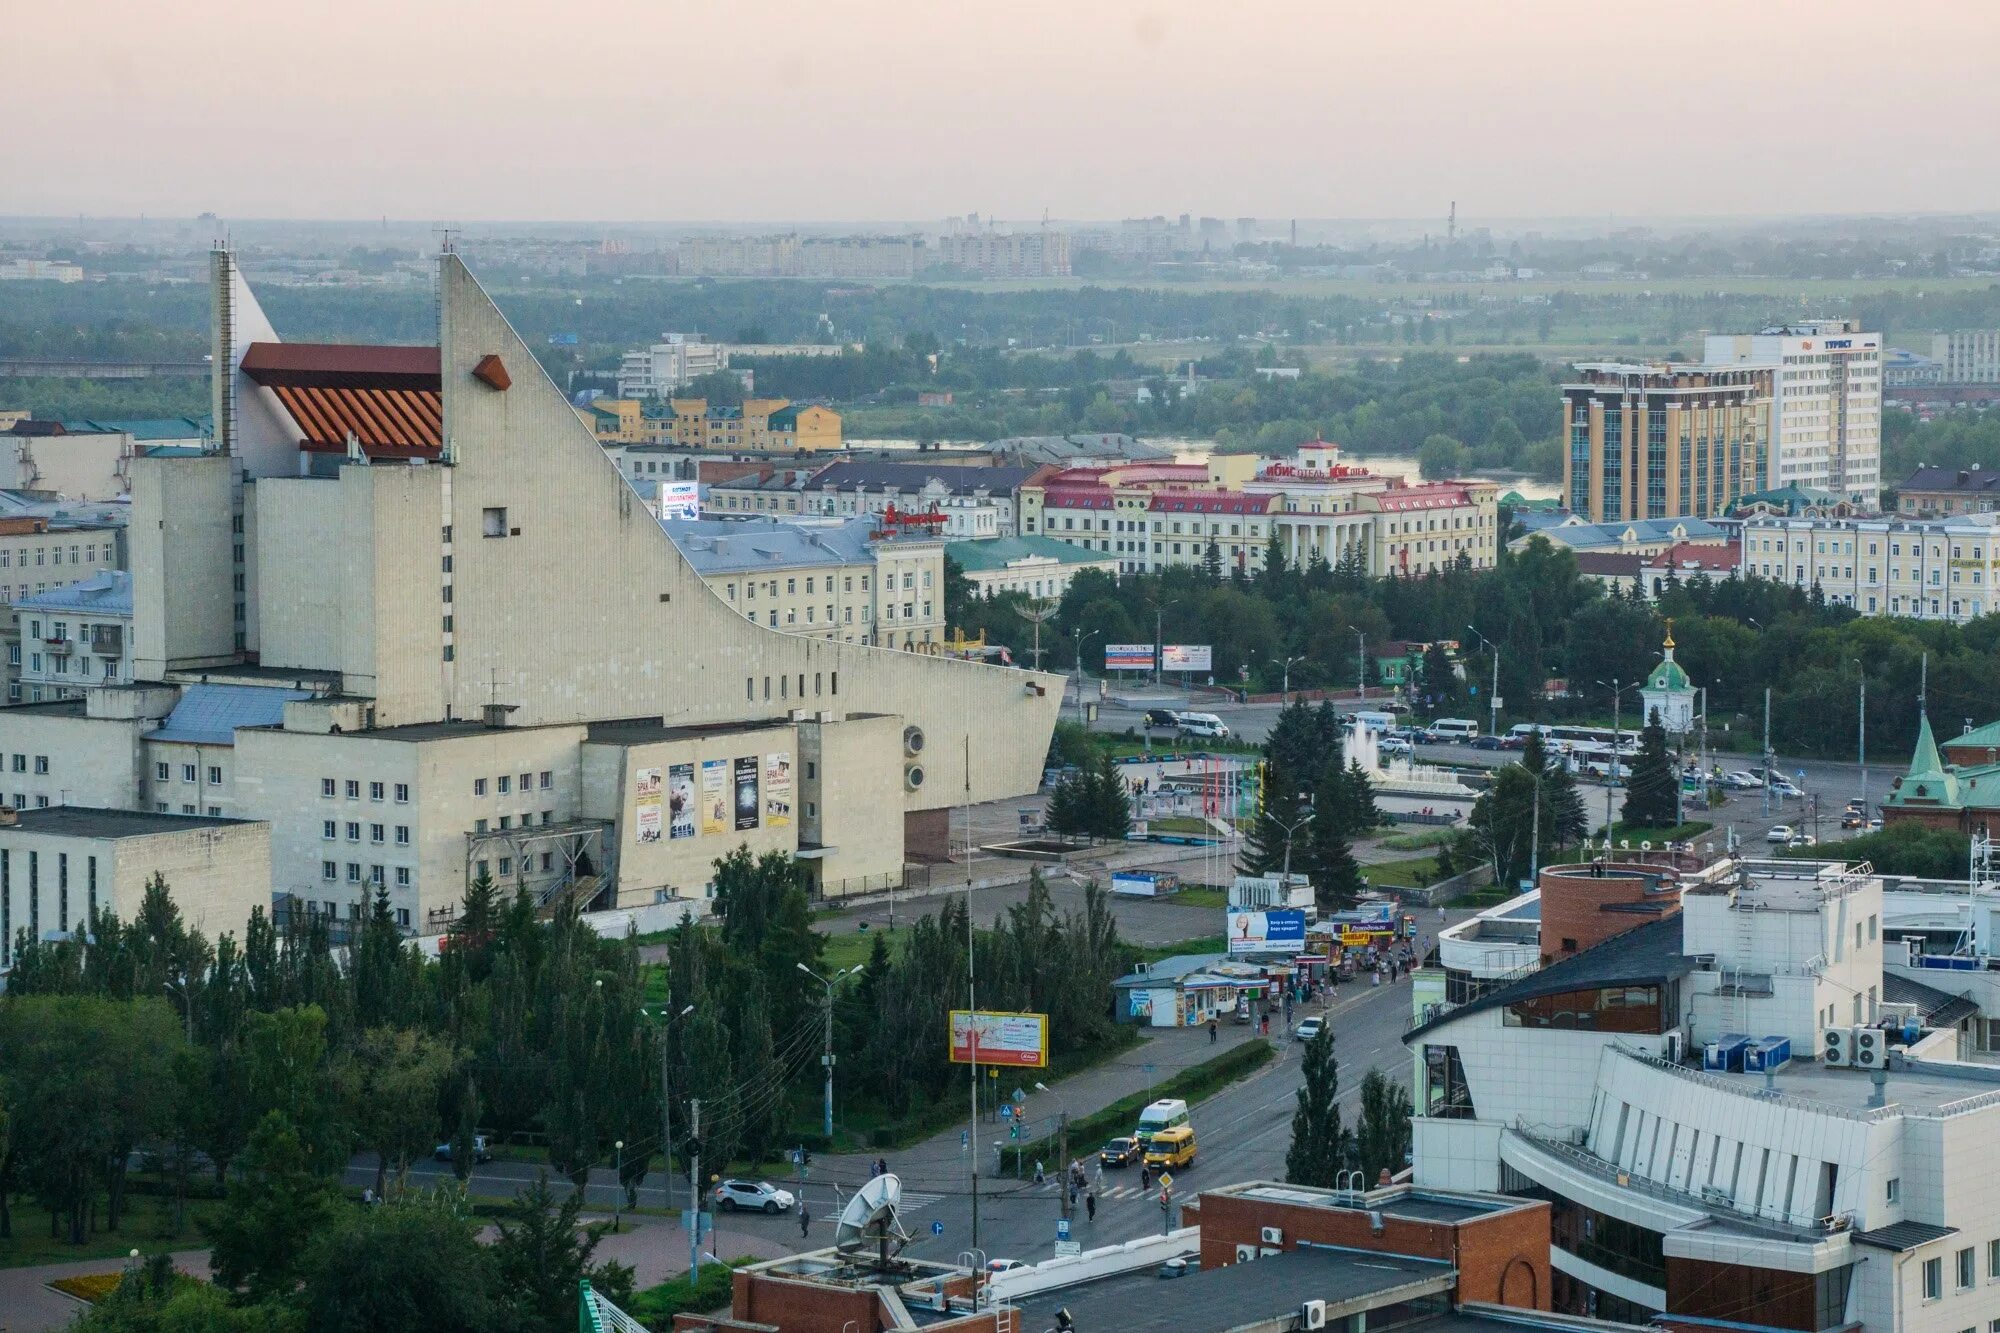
[
  {"x1": 1081, "y1": 687, "x2": 1888, "y2": 851},
  {"x1": 356, "y1": 955, "x2": 1431, "y2": 1275}
]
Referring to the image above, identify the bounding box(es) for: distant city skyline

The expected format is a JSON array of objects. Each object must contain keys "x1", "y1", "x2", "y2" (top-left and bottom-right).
[{"x1": 7, "y1": 0, "x2": 1997, "y2": 222}]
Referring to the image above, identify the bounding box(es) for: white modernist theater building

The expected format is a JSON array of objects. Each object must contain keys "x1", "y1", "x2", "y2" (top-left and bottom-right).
[
  {"x1": 0, "y1": 251, "x2": 1060, "y2": 958},
  {"x1": 1407, "y1": 857, "x2": 2000, "y2": 1333}
]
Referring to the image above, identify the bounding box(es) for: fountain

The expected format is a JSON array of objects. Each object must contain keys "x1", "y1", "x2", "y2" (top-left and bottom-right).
[{"x1": 1342, "y1": 720, "x2": 1476, "y2": 818}]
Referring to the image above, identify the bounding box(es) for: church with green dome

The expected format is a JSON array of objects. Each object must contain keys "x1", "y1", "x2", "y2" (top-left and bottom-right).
[{"x1": 1639, "y1": 623, "x2": 1696, "y2": 734}]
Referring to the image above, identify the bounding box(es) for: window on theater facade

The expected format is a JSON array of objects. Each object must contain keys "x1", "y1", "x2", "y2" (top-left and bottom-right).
[{"x1": 1504, "y1": 984, "x2": 1669, "y2": 1033}]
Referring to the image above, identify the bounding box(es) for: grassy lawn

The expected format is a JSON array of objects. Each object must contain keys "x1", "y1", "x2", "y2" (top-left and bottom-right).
[
  {"x1": 1362, "y1": 855, "x2": 1444, "y2": 889},
  {"x1": 1148, "y1": 816, "x2": 1218, "y2": 836},
  {"x1": 1134, "y1": 934, "x2": 1227, "y2": 963},
  {"x1": 0, "y1": 1194, "x2": 216, "y2": 1270},
  {"x1": 628, "y1": 1256, "x2": 755, "y2": 1323},
  {"x1": 1169, "y1": 885, "x2": 1228, "y2": 909},
  {"x1": 1013, "y1": 1039, "x2": 1276, "y2": 1164},
  {"x1": 822, "y1": 1025, "x2": 1146, "y2": 1152},
  {"x1": 1599, "y1": 820, "x2": 1714, "y2": 845},
  {"x1": 1378, "y1": 829, "x2": 1452, "y2": 851}
]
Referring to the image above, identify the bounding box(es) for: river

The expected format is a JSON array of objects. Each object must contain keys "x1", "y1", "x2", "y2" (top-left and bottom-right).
[{"x1": 846, "y1": 436, "x2": 1562, "y2": 501}]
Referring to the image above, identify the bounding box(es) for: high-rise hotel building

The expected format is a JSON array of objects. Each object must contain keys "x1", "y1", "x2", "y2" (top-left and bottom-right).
[
  {"x1": 1705, "y1": 320, "x2": 1882, "y2": 507},
  {"x1": 1561, "y1": 362, "x2": 1772, "y2": 523}
]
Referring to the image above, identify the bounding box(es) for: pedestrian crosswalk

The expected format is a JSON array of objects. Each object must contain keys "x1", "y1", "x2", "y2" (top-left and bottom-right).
[
  {"x1": 895, "y1": 1189, "x2": 946, "y2": 1213},
  {"x1": 1026, "y1": 1180, "x2": 1153, "y2": 1200}
]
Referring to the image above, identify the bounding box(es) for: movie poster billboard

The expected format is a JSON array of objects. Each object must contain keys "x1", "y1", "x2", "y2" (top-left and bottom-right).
[
  {"x1": 700, "y1": 760, "x2": 729, "y2": 835},
  {"x1": 764, "y1": 752, "x2": 792, "y2": 827},
  {"x1": 733, "y1": 756, "x2": 759, "y2": 831},
  {"x1": 1226, "y1": 909, "x2": 1307, "y2": 955},
  {"x1": 634, "y1": 767, "x2": 663, "y2": 843},
  {"x1": 667, "y1": 763, "x2": 696, "y2": 840},
  {"x1": 1161, "y1": 644, "x2": 1213, "y2": 673}
]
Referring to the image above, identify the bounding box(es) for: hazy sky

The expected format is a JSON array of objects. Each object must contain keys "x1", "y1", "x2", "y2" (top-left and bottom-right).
[{"x1": 9, "y1": 0, "x2": 1998, "y2": 223}]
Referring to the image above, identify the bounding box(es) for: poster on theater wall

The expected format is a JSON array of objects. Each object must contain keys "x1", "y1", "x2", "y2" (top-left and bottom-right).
[
  {"x1": 700, "y1": 760, "x2": 729, "y2": 835},
  {"x1": 764, "y1": 752, "x2": 792, "y2": 827},
  {"x1": 733, "y1": 756, "x2": 760, "y2": 831},
  {"x1": 634, "y1": 767, "x2": 663, "y2": 843},
  {"x1": 668, "y1": 764, "x2": 696, "y2": 840}
]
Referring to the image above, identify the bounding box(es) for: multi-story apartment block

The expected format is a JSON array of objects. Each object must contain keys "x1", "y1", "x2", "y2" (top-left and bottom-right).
[
  {"x1": 663, "y1": 515, "x2": 944, "y2": 650},
  {"x1": 933, "y1": 230, "x2": 1072, "y2": 278},
  {"x1": 1738, "y1": 512, "x2": 2000, "y2": 621},
  {"x1": 1705, "y1": 321, "x2": 1883, "y2": 507},
  {"x1": 1410, "y1": 854, "x2": 2000, "y2": 1333},
  {"x1": 585, "y1": 397, "x2": 841, "y2": 454},
  {"x1": 615, "y1": 334, "x2": 727, "y2": 399},
  {"x1": 1929, "y1": 331, "x2": 2000, "y2": 384},
  {"x1": 676, "y1": 234, "x2": 925, "y2": 280},
  {"x1": 0, "y1": 250, "x2": 1060, "y2": 965},
  {"x1": 800, "y1": 461, "x2": 1049, "y2": 537},
  {"x1": 1894, "y1": 466, "x2": 2000, "y2": 518},
  {"x1": 1019, "y1": 445, "x2": 1498, "y2": 579},
  {"x1": 1560, "y1": 363, "x2": 1771, "y2": 523},
  {"x1": 0, "y1": 513, "x2": 125, "y2": 703},
  {"x1": 14, "y1": 571, "x2": 133, "y2": 701}
]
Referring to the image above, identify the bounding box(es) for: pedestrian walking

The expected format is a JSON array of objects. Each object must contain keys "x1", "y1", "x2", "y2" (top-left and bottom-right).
[
  {"x1": 1086, "y1": 1191, "x2": 1097, "y2": 1221},
  {"x1": 799, "y1": 1203, "x2": 810, "y2": 1238},
  {"x1": 1034, "y1": 1160, "x2": 1046, "y2": 1185},
  {"x1": 1208, "y1": 1018, "x2": 1218, "y2": 1044},
  {"x1": 1140, "y1": 1164, "x2": 1151, "y2": 1191}
]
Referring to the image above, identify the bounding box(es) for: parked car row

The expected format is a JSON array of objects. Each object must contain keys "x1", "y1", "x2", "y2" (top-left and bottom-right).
[{"x1": 1141, "y1": 708, "x2": 1231, "y2": 740}]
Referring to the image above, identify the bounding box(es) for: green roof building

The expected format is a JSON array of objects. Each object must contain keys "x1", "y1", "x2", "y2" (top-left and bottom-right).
[{"x1": 1638, "y1": 624, "x2": 1696, "y2": 733}]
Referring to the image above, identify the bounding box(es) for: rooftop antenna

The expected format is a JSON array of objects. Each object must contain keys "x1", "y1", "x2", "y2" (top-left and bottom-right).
[
  {"x1": 433, "y1": 224, "x2": 460, "y2": 255},
  {"x1": 1447, "y1": 201, "x2": 1456, "y2": 244}
]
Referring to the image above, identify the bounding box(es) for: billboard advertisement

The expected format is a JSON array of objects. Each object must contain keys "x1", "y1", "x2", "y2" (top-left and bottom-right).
[
  {"x1": 1104, "y1": 643, "x2": 1153, "y2": 671},
  {"x1": 763, "y1": 752, "x2": 792, "y2": 827},
  {"x1": 1227, "y1": 909, "x2": 1307, "y2": 955},
  {"x1": 657, "y1": 481, "x2": 700, "y2": 520},
  {"x1": 668, "y1": 763, "x2": 696, "y2": 840},
  {"x1": 949, "y1": 1010, "x2": 1049, "y2": 1067},
  {"x1": 1161, "y1": 644, "x2": 1213, "y2": 673},
  {"x1": 634, "y1": 767, "x2": 664, "y2": 843},
  {"x1": 700, "y1": 760, "x2": 730, "y2": 835},
  {"x1": 732, "y1": 756, "x2": 760, "y2": 831}
]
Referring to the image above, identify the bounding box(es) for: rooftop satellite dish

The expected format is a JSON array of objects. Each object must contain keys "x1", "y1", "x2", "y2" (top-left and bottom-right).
[{"x1": 835, "y1": 1172, "x2": 910, "y2": 1267}]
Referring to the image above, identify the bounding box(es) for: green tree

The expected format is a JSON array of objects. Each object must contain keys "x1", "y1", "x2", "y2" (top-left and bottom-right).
[
  {"x1": 1417, "y1": 433, "x2": 1467, "y2": 480},
  {"x1": 1286, "y1": 1026, "x2": 1347, "y2": 1188},
  {"x1": 344, "y1": 1027, "x2": 459, "y2": 1199},
  {"x1": 295, "y1": 1193, "x2": 503, "y2": 1333},
  {"x1": 1620, "y1": 712, "x2": 1679, "y2": 829},
  {"x1": 1417, "y1": 642, "x2": 1460, "y2": 713},
  {"x1": 493, "y1": 1174, "x2": 636, "y2": 1331},
  {"x1": 1354, "y1": 1068, "x2": 1413, "y2": 1185},
  {"x1": 205, "y1": 1112, "x2": 343, "y2": 1304},
  {"x1": 1201, "y1": 539, "x2": 1223, "y2": 584}
]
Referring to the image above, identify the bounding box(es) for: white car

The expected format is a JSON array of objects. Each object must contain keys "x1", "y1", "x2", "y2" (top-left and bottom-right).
[
  {"x1": 987, "y1": 1258, "x2": 1029, "y2": 1274},
  {"x1": 1379, "y1": 738, "x2": 1414, "y2": 758},
  {"x1": 1292, "y1": 1016, "x2": 1326, "y2": 1043},
  {"x1": 1177, "y1": 717, "x2": 1231, "y2": 740},
  {"x1": 713, "y1": 1179, "x2": 795, "y2": 1214},
  {"x1": 1722, "y1": 771, "x2": 1762, "y2": 790},
  {"x1": 1788, "y1": 832, "x2": 1817, "y2": 848},
  {"x1": 1770, "y1": 781, "x2": 1803, "y2": 799},
  {"x1": 1766, "y1": 825, "x2": 1794, "y2": 845}
]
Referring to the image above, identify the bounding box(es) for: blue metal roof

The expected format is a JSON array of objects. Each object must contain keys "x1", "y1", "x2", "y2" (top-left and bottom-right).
[
  {"x1": 147, "y1": 684, "x2": 313, "y2": 746},
  {"x1": 663, "y1": 514, "x2": 930, "y2": 576},
  {"x1": 17, "y1": 570, "x2": 131, "y2": 615}
]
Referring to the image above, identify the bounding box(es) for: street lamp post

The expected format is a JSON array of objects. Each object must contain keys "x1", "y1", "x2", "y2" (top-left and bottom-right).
[
  {"x1": 1149, "y1": 599, "x2": 1181, "y2": 687},
  {"x1": 1464, "y1": 626, "x2": 1500, "y2": 740},
  {"x1": 1072, "y1": 629, "x2": 1100, "y2": 724},
  {"x1": 1595, "y1": 679, "x2": 1640, "y2": 834},
  {"x1": 1853, "y1": 658, "x2": 1867, "y2": 817},
  {"x1": 1034, "y1": 1081, "x2": 1072, "y2": 1222},
  {"x1": 1353, "y1": 629, "x2": 1367, "y2": 702},
  {"x1": 643, "y1": 1001, "x2": 695, "y2": 1246},
  {"x1": 798, "y1": 963, "x2": 862, "y2": 1140},
  {"x1": 613, "y1": 1140, "x2": 624, "y2": 1232},
  {"x1": 1271, "y1": 655, "x2": 1304, "y2": 699},
  {"x1": 1273, "y1": 808, "x2": 1315, "y2": 888}
]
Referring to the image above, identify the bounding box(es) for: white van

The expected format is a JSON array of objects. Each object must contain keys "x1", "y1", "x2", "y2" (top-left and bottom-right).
[
  {"x1": 1135, "y1": 1097, "x2": 1191, "y2": 1148},
  {"x1": 1177, "y1": 713, "x2": 1230, "y2": 740},
  {"x1": 1426, "y1": 719, "x2": 1479, "y2": 743},
  {"x1": 1351, "y1": 710, "x2": 1396, "y2": 734}
]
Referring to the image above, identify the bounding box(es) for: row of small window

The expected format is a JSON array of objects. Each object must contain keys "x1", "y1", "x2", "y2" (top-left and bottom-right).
[
  {"x1": 322, "y1": 779, "x2": 410, "y2": 802},
  {"x1": 1919, "y1": 1238, "x2": 2000, "y2": 1300},
  {"x1": 472, "y1": 772, "x2": 554, "y2": 797},
  {"x1": 155, "y1": 803, "x2": 222, "y2": 816},
  {"x1": 473, "y1": 852, "x2": 556, "y2": 880},
  {"x1": 746, "y1": 604, "x2": 868, "y2": 627},
  {"x1": 25, "y1": 652, "x2": 117, "y2": 679},
  {"x1": 474, "y1": 812, "x2": 554, "y2": 833},
  {"x1": 729, "y1": 572, "x2": 892, "y2": 599},
  {"x1": 324, "y1": 821, "x2": 412, "y2": 844},
  {"x1": 3, "y1": 583, "x2": 72, "y2": 603},
  {"x1": 156, "y1": 763, "x2": 223, "y2": 785},
  {"x1": 0, "y1": 544, "x2": 102, "y2": 569},
  {"x1": 322, "y1": 862, "x2": 413, "y2": 887},
  {"x1": 303, "y1": 898, "x2": 412, "y2": 928},
  {"x1": 5, "y1": 754, "x2": 50, "y2": 774},
  {"x1": 747, "y1": 671, "x2": 836, "y2": 703}
]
